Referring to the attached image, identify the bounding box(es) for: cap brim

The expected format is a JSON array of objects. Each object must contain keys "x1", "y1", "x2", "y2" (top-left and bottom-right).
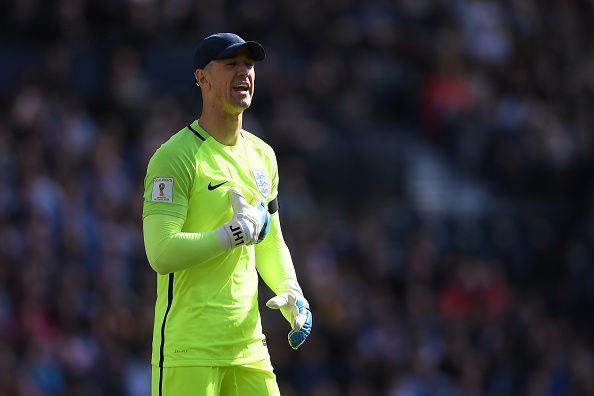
[{"x1": 214, "y1": 41, "x2": 266, "y2": 62}]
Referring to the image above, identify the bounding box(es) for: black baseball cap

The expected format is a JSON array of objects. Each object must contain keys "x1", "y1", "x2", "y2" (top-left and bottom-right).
[{"x1": 193, "y1": 33, "x2": 265, "y2": 70}]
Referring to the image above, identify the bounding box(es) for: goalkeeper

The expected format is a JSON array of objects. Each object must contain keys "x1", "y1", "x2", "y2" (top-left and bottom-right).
[{"x1": 142, "y1": 32, "x2": 312, "y2": 396}]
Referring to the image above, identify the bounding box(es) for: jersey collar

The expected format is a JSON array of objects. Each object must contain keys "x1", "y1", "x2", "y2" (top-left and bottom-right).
[{"x1": 191, "y1": 119, "x2": 245, "y2": 150}]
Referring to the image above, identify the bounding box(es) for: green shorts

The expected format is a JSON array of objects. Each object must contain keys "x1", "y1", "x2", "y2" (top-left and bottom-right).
[{"x1": 151, "y1": 358, "x2": 281, "y2": 396}]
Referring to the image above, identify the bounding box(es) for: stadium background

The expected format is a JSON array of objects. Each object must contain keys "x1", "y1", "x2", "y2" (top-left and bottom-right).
[{"x1": 1, "y1": 0, "x2": 593, "y2": 395}]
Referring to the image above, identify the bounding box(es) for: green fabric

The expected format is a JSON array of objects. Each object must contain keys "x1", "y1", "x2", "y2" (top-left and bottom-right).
[
  {"x1": 143, "y1": 214, "x2": 225, "y2": 274},
  {"x1": 255, "y1": 213, "x2": 298, "y2": 295},
  {"x1": 151, "y1": 359, "x2": 280, "y2": 396},
  {"x1": 255, "y1": 213, "x2": 301, "y2": 324},
  {"x1": 142, "y1": 120, "x2": 288, "y2": 367}
]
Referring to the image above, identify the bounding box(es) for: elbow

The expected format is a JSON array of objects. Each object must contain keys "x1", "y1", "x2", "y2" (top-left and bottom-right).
[
  {"x1": 145, "y1": 247, "x2": 172, "y2": 275},
  {"x1": 149, "y1": 258, "x2": 171, "y2": 275},
  {"x1": 144, "y1": 227, "x2": 175, "y2": 275}
]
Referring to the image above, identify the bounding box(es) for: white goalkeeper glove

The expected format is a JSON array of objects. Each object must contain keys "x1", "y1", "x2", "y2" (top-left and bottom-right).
[
  {"x1": 266, "y1": 291, "x2": 313, "y2": 349},
  {"x1": 216, "y1": 188, "x2": 271, "y2": 249}
]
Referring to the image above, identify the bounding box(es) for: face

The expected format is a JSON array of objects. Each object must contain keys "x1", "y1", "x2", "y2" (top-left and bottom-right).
[{"x1": 197, "y1": 47, "x2": 256, "y2": 115}]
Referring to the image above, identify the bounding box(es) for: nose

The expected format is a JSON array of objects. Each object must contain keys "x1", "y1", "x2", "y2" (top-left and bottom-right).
[{"x1": 237, "y1": 63, "x2": 249, "y2": 76}]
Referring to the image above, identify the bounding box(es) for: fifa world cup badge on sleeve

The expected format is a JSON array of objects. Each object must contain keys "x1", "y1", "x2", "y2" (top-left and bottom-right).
[
  {"x1": 152, "y1": 177, "x2": 174, "y2": 202},
  {"x1": 252, "y1": 169, "x2": 270, "y2": 198}
]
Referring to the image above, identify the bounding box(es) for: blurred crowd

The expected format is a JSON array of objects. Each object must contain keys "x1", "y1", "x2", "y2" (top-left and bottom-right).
[{"x1": 1, "y1": 0, "x2": 593, "y2": 395}]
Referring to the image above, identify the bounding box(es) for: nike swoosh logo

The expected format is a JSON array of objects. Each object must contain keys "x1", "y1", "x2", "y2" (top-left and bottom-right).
[{"x1": 208, "y1": 181, "x2": 228, "y2": 190}]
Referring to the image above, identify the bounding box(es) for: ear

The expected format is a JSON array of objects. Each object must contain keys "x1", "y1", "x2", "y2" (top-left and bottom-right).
[{"x1": 195, "y1": 69, "x2": 209, "y2": 89}]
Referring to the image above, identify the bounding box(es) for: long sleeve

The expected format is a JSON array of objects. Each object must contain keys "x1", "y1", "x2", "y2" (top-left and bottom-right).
[
  {"x1": 143, "y1": 213, "x2": 227, "y2": 274},
  {"x1": 254, "y1": 213, "x2": 302, "y2": 296}
]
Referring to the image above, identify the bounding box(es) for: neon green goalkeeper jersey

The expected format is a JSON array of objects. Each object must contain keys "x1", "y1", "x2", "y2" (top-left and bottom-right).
[{"x1": 142, "y1": 120, "x2": 278, "y2": 367}]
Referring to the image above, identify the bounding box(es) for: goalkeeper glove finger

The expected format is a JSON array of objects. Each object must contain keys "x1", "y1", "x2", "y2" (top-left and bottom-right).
[
  {"x1": 216, "y1": 188, "x2": 270, "y2": 249},
  {"x1": 266, "y1": 292, "x2": 312, "y2": 349},
  {"x1": 249, "y1": 197, "x2": 271, "y2": 243}
]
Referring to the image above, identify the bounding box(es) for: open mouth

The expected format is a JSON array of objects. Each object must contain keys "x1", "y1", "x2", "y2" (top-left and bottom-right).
[{"x1": 233, "y1": 82, "x2": 250, "y2": 93}]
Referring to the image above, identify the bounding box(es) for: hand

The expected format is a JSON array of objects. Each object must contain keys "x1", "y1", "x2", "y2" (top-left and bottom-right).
[
  {"x1": 254, "y1": 199, "x2": 271, "y2": 243},
  {"x1": 216, "y1": 188, "x2": 270, "y2": 249},
  {"x1": 266, "y1": 292, "x2": 312, "y2": 349}
]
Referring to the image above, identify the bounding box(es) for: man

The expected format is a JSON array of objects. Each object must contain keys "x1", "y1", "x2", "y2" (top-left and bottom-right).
[{"x1": 142, "y1": 32, "x2": 312, "y2": 396}]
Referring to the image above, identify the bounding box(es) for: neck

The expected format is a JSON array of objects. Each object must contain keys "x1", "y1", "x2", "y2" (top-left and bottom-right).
[{"x1": 199, "y1": 105, "x2": 243, "y2": 146}]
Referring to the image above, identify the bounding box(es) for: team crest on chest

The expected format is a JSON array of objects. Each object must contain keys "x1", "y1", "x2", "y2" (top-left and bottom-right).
[{"x1": 252, "y1": 169, "x2": 270, "y2": 198}]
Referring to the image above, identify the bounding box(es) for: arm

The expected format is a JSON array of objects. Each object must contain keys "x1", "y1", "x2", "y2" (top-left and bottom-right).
[
  {"x1": 254, "y1": 147, "x2": 299, "y2": 295},
  {"x1": 255, "y1": 213, "x2": 302, "y2": 297},
  {"x1": 143, "y1": 213, "x2": 227, "y2": 275},
  {"x1": 142, "y1": 144, "x2": 216, "y2": 274},
  {"x1": 144, "y1": 188, "x2": 271, "y2": 275},
  {"x1": 253, "y1": 145, "x2": 312, "y2": 349},
  {"x1": 255, "y1": 210, "x2": 312, "y2": 349}
]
